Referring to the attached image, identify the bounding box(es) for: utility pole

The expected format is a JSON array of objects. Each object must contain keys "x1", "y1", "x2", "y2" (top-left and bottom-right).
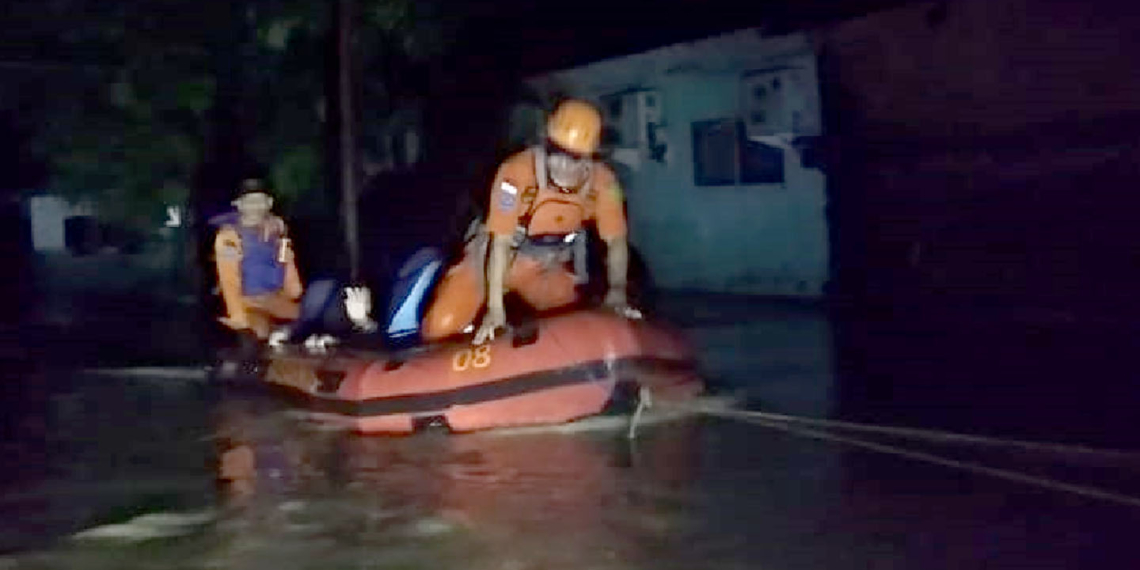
[{"x1": 337, "y1": 0, "x2": 360, "y2": 281}]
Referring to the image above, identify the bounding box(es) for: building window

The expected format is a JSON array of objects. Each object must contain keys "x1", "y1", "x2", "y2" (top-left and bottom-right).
[
  {"x1": 739, "y1": 124, "x2": 784, "y2": 184},
  {"x1": 692, "y1": 119, "x2": 784, "y2": 186}
]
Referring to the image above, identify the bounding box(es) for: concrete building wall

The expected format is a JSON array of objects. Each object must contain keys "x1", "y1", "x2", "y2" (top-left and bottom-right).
[
  {"x1": 28, "y1": 195, "x2": 94, "y2": 253},
  {"x1": 526, "y1": 31, "x2": 829, "y2": 297}
]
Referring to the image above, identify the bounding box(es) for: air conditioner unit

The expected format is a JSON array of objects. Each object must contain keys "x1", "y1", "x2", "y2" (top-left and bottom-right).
[
  {"x1": 741, "y1": 65, "x2": 821, "y2": 139},
  {"x1": 600, "y1": 89, "x2": 663, "y2": 150},
  {"x1": 640, "y1": 90, "x2": 661, "y2": 126}
]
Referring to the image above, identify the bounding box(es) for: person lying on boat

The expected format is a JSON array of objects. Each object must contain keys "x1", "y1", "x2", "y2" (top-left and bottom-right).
[
  {"x1": 210, "y1": 178, "x2": 304, "y2": 340},
  {"x1": 422, "y1": 99, "x2": 642, "y2": 346},
  {"x1": 265, "y1": 246, "x2": 447, "y2": 352}
]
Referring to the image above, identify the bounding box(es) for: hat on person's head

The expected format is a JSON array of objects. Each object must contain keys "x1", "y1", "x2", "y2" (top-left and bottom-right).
[{"x1": 235, "y1": 178, "x2": 273, "y2": 199}]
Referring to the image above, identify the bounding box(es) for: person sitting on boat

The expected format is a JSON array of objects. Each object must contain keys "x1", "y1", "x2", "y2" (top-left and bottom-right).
[
  {"x1": 210, "y1": 178, "x2": 304, "y2": 340},
  {"x1": 422, "y1": 99, "x2": 642, "y2": 345}
]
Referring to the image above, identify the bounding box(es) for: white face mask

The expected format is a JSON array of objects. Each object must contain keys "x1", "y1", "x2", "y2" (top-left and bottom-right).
[
  {"x1": 547, "y1": 151, "x2": 591, "y2": 189},
  {"x1": 234, "y1": 193, "x2": 273, "y2": 225}
]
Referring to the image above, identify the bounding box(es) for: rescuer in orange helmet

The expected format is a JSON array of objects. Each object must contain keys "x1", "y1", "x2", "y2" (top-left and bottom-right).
[{"x1": 422, "y1": 99, "x2": 641, "y2": 344}]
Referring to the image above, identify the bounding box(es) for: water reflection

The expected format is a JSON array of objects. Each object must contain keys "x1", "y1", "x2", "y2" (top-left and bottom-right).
[
  {"x1": 212, "y1": 393, "x2": 705, "y2": 570},
  {"x1": 8, "y1": 292, "x2": 1140, "y2": 568},
  {"x1": 5, "y1": 375, "x2": 1138, "y2": 570}
]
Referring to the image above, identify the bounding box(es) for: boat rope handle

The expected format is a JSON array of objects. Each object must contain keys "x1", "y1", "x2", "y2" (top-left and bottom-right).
[
  {"x1": 627, "y1": 385, "x2": 654, "y2": 440},
  {"x1": 658, "y1": 400, "x2": 1140, "y2": 510}
]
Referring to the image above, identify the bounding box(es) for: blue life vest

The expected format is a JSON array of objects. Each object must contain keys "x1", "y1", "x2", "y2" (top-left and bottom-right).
[
  {"x1": 209, "y1": 211, "x2": 288, "y2": 297},
  {"x1": 236, "y1": 224, "x2": 286, "y2": 296}
]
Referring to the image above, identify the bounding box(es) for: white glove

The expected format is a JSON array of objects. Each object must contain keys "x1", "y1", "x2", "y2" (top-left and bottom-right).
[
  {"x1": 344, "y1": 286, "x2": 378, "y2": 333},
  {"x1": 604, "y1": 288, "x2": 643, "y2": 320},
  {"x1": 614, "y1": 305, "x2": 644, "y2": 320},
  {"x1": 472, "y1": 305, "x2": 507, "y2": 345},
  {"x1": 267, "y1": 328, "x2": 290, "y2": 349}
]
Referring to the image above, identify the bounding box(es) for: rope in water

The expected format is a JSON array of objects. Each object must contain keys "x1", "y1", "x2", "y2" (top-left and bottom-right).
[
  {"x1": 704, "y1": 407, "x2": 1140, "y2": 461},
  {"x1": 647, "y1": 399, "x2": 1140, "y2": 509}
]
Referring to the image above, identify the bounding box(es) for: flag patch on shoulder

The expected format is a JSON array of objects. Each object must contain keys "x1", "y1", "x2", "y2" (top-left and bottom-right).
[{"x1": 497, "y1": 184, "x2": 518, "y2": 211}]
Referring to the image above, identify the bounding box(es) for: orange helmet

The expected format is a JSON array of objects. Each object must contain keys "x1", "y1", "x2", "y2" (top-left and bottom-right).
[{"x1": 546, "y1": 99, "x2": 602, "y2": 156}]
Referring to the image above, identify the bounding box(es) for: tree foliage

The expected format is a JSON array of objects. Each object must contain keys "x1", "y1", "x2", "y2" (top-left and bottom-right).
[{"x1": 1, "y1": 0, "x2": 460, "y2": 230}]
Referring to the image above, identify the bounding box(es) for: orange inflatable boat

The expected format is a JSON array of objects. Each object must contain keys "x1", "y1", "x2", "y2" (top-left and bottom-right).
[{"x1": 214, "y1": 307, "x2": 702, "y2": 434}]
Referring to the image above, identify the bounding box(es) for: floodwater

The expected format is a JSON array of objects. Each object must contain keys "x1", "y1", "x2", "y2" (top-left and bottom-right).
[{"x1": 3, "y1": 293, "x2": 1140, "y2": 569}]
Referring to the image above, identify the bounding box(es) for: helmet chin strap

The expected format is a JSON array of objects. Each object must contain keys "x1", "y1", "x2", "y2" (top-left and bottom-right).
[{"x1": 534, "y1": 145, "x2": 548, "y2": 193}]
